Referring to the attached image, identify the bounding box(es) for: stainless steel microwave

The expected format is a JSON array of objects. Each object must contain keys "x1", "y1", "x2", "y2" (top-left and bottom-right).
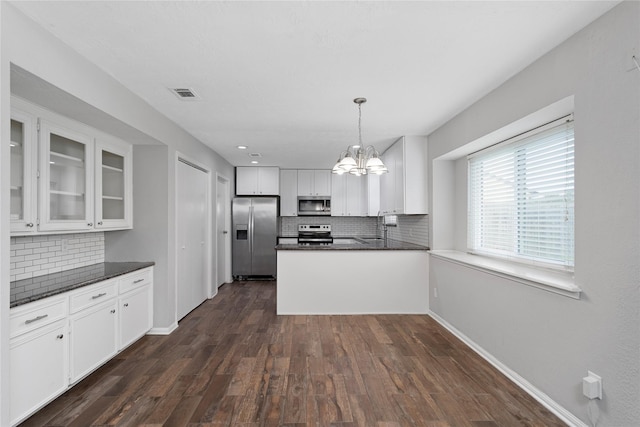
[{"x1": 297, "y1": 196, "x2": 331, "y2": 216}]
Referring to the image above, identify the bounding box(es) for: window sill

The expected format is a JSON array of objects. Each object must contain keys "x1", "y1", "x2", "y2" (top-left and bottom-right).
[{"x1": 429, "y1": 250, "x2": 581, "y2": 299}]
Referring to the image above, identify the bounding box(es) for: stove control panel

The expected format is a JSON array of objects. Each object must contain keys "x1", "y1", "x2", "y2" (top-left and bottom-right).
[{"x1": 298, "y1": 224, "x2": 331, "y2": 232}]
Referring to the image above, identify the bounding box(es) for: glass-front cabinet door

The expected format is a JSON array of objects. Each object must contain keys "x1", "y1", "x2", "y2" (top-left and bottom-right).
[
  {"x1": 10, "y1": 109, "x2": 37, "y2": 233},
  {"x1": 39, "y1": 119, "x2": 94, "y2": 231},
  {"x1": 95, "y1": 138, "x2": 132, "y2": 229}
]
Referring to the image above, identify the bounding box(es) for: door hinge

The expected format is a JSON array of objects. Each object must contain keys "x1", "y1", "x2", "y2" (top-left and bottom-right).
[
  {"x1": 36, "y1": 169, "x2": 40, "y2": 179},
  {"x1": 37, "y1": 119, "x2": 41, "y2": 132}
]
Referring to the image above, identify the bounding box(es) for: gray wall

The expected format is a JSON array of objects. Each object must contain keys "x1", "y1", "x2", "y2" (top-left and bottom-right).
[
  {"x1": 428, "y1": 2, "x2": 639, "y2": 425},
  {"x1": 1, "y1": 3, "x2": 234, "y2": 340},
  {"x1": 105, "y1": 146, "x2": 171, "y2": 329}
]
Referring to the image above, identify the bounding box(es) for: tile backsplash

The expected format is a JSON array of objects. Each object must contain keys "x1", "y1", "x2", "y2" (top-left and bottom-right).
[
  {"x1": 280, "y1": 214, "x2": 429, "y2": 247},
  {"x1": 9, "y1": 215, "x2": 428, "y2": 282},
  {"x1": 384, "y1": 215, "x2": 429, "y2": 247},
  {"x1": 280, "y1": 216, "x2": 378, "y2": 237},
  {"x1": 10, "y1": 233, "x2": 105, "y2": 282}
]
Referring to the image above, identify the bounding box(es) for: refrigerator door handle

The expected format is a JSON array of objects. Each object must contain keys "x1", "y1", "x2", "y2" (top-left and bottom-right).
[{"x1": 249, "y1": 205, "x2": 254, "y2": 263}]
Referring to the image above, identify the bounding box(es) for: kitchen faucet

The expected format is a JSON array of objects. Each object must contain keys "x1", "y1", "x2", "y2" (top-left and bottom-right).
[{"x1": 377, "y1": 211, "x2": 397, "y2": 245}]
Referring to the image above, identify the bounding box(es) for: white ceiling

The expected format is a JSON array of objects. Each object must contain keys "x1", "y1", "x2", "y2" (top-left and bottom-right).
[{"x1": 11, "y1": 1, "x2": 619, "y2": 170}]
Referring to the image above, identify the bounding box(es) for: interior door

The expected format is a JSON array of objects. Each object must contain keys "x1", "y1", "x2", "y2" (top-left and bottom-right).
[
  {"x1": 177, "y1": 159, "x2": 208, "y2": 320},
  {"x1": 216, "y1": 175, "x2": 230, "y2": 287}
]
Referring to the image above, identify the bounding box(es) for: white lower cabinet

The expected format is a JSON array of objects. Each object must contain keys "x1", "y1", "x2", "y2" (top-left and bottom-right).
[
  {"x1": 9, "y1": 266, "x2": 153, "y2": 426},
  {"x1": 10, "y1": 318, "x2": 68, "y2": 426},
  {"x1": 119, "y1": 285, "x2": 152, "y2": 350},
  {"x1": 69, "y1": 298, "x2": 118, "y2": 383}
]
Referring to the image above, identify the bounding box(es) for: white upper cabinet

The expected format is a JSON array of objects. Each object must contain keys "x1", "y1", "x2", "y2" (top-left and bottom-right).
[
  {"x1": 379, "y1": 136, "x2": 428, "y2": 215},
  {"x1": 345, "y1": 174, "x2": 367, "y2": 216},
  {"x1": 10, "y1": 97, "x2": 134, "y2": 235},
  {"x1": 10, "y1": 106, "x2": 37, "y2": 233},
  {"x1": 331, "y1": 173, "x2": 371, "y2": 217},
  {"x1": 39, "y1": 119, "x2": 95, "y2": 232},
  {"x1": 95, "y1": 137, "x2": 133, "y2": 230},
  {"x1": 279, "y1": 169, "x2": 298, "y2": 216},
  {"x1": 330, "y1": 174, "x2": 346, "y2": 216},
  {"x1": 297, "y1": 170, "x2": 331, "y2": 196},
  {"x1": 367, "y1": 174, "x2": 380, "y2": 216},
  {"x1": 236, "y1": 167, "x2": 258, "y2": 195},
  {"x1": 236, "y1": 167, "x2": 279, "y2": 195}
]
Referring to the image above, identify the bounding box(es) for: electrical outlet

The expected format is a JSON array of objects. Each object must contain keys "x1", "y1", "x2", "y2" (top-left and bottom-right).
[
  {"x1": 434, "y1": 288, "x2": 438, "y2": 298},
  {"x1": 61, "y1": 239, "x2": 68, "y2": 254},
  {"x1": 582, "y1": 371, "x2": 602, "y2": 399}
]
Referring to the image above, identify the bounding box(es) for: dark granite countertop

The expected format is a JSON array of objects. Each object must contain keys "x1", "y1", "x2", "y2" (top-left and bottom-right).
[
  {"x1": 275, "y1": 238, "x2": 429, "y2": 251},
  {"x1": 10, "y1": 262, "x2": 155, "y2": 308}
]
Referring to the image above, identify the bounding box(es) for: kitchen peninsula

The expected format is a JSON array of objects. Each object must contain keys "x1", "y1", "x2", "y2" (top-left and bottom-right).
[{"x1": 275, "y1": 239, "x2": 429, "y2": 315}]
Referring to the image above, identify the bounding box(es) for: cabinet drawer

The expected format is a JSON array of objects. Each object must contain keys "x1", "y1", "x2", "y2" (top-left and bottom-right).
[
  {"x1": 119, "y1": 268, "x2": 152, "y2": 293},
  {"x1": 69, "y1": 280, "x2": 117, "y2": 314},
  {"x1": 10, "y1": 296, "x2": 67, "y2": 339}
]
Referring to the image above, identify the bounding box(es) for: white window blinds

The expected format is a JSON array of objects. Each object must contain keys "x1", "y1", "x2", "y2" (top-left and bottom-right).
[{"x1": 468, "y1": 116, "x2": 575, "y2": 270}]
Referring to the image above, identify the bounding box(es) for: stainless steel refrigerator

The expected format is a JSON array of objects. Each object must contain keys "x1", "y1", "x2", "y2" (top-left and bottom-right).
[{"x1": 232, "y1": 197, "x2": 278, "y2": 279}]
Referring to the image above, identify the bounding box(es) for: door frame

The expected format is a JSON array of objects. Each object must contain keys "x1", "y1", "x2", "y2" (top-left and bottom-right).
[
  {"x1": 174, "y1": 153, "x2": 213, "y2": 323},
  {"x1": 216, "y1": 173, "x2": 232, "y2": 286}
]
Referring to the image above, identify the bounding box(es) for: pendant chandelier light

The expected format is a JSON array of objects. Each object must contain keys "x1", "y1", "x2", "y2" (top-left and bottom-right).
[{"x1": 332, "y1": 98, "x2": 388, "y2": 176}]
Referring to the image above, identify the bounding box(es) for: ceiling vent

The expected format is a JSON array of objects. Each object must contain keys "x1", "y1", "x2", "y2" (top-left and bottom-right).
[
  {"x1": 249, "y1": 153, "x2": 262, "y2": 158},
  {"x1": 170, "y1": 88, "x2": 200, "y2": 100}
]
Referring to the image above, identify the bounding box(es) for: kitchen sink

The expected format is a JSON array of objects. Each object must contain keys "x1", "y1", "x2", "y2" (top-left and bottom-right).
[{"x1": 331, "y1": 238, "x2": 364, "y2": 245}]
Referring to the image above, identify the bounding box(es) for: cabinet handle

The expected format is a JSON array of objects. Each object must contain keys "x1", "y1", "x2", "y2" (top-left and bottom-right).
[
  {"x1": 110, "y1": 309, "x2": 116, "y2": 314},
  {"x1": 26, "y1": 223, "x2": 34, "y2": 228},
  {"x1": 56, "y1": 334, "x2": 64, "y2": 340},
  {"x1": 97, "y1": 221, "x2": 103, "y2": 226},
  {"x1": 124, "y1": 303, "x2": 129, "y2": 307},
  {"x1": 92, "y1": 292, "x2": 107, "y2": 300},
  {"x1": 133, "y1": 279, "x2": 144, "y2": 284},
  {"x1": 25, "y1": 314, "x2": 48, "y2": 325}
]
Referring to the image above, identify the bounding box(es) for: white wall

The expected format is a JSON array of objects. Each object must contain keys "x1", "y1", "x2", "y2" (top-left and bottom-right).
[
  {"x1": 0, "y1": 6, "x2": 235, "y2": 421},
  {"x1": 428, "y1": 2, "x2": 639, "y2": 426},
  {"x1": 0, "y1": 4, "x2": 11, "y2": 424}
]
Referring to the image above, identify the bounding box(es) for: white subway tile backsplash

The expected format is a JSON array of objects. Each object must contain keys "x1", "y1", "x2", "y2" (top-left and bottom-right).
[
  {"x1": 16, "y1": 272, "x2": 33, "y2": 281},
  {"x1": 280, "y1": 216, "x2": 378, "y2": 237},
  {"x1": 10, "y1": 232, "x2": 105, "y2": 282},
  {"x1": 279, "y1": 214, "x2": 429, "y2": 247},
  {"x1": 385, "y1": 215, "x2": 430, "y2": 247}
]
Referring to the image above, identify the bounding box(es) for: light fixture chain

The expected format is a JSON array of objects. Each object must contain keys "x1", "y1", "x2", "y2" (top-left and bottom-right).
[{"x1": 358, "y1": 102, "x2": 363, "y2": 147}]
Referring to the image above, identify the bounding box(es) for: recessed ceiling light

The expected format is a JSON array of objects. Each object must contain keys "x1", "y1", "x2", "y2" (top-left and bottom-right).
[
  {"x1": 251, "y1": 160, "x2": 259, "y2": 164},
  {"x1": 237, "y1": 145, "x2": 248, "y2": 150}
]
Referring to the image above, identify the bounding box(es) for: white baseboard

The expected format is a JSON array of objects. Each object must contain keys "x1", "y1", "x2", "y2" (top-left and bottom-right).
[
  {"x1": 147, "y1": 322, "x2": 178, "y2": 335},
  {"x1": 428, "y1": 311, "x2": 587, "y2": 427}
]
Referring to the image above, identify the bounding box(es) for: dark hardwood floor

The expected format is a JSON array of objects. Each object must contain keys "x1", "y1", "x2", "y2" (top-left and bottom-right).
[{"x1": 20, "y1": 281, "x2": 565, "y2": 426}]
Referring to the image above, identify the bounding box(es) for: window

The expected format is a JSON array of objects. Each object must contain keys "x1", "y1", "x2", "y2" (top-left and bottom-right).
[{"x1": 468, "y1": 116, "x2": 575, "y2": 270}]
